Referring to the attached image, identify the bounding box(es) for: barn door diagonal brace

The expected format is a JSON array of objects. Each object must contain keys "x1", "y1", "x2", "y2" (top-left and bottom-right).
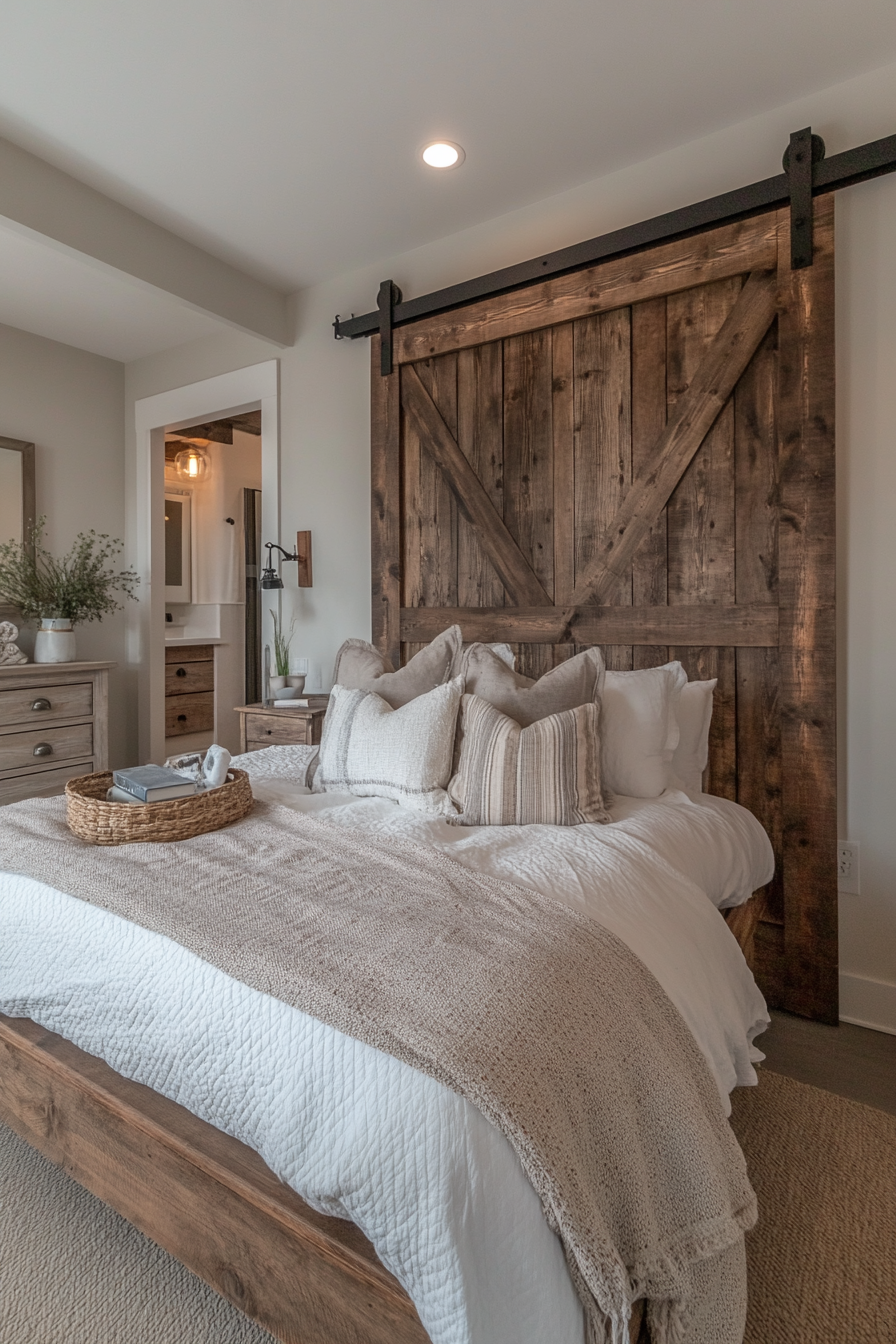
[
  {"x1": 377, "y1": 280, "x2": 403, "y2": 375},
  {"x1": 784, "y1": 128, "x2": 826, "y2": 270}
]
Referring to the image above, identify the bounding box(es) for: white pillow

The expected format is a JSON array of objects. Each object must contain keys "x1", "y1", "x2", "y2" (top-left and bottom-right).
[
  {"x1": 315, "y1": 677, "x2": 463, "y2": 816},
  {"x1": 600, "y1": 662, "x2": 687, "y2": 798},
  {"x1": 670, "y1": 679, "x2": 717, "y2": 796}
]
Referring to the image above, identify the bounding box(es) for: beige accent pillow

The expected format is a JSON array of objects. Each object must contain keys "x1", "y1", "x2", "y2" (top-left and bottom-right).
[
  {"x1": 457, "y1": 643, "x2": 605, "y2": 726},
  {"x1": 600, "y1": 661, "x2": 688, "y2": 798},
  {"x1": 316, "y1": 678, "x2": 463, "y2": 815},
  {"x1": 332, "y1": 626, "x2": 461, "y2": 709},
  {"x1": 448, "y1": 694, "x2": 609, "y2": 827}
]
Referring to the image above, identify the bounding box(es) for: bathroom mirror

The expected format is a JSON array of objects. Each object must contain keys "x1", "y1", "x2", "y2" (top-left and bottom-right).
[{"x1": 0, "y1": 436, "x2": 36, "y2": 619}]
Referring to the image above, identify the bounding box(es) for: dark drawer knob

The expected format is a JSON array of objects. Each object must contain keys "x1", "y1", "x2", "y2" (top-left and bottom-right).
[
  {"x1": 176, "y1": 667, "x2": 187, "y2": 678},
  {"x1": 177, "y1": 714, "x2": 187, "y2": 723},
  {"x1": 31, "y1": 698, "x2": 52, "y2": 712},
  {"x1": 33, "y1": 742, "x2": 53, "y2": 757},
  {"x1": 266, "y1": 728, "x2": 273, "y2": 735}
]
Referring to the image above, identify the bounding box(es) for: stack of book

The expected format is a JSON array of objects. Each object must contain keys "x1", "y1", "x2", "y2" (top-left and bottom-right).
[{"x1": 108, "y1": 765, "x2": 197, "y2": 805}]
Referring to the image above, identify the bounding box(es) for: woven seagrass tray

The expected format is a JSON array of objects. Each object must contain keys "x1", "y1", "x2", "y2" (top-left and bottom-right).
[{"x1": 65, "y1": 769, "x2": 254, "y2": 846}]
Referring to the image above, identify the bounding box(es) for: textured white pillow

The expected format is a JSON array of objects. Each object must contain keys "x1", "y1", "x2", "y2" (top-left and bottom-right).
[
  {"x1": 671, "y1": 679, "x2": 717, "y2": 796},
  {"x1": 600, "y1": 662, "x2": 688, "y2": 798},
  {"x1": 315, "y1": 678, "x2": 463, "y2": 816}
]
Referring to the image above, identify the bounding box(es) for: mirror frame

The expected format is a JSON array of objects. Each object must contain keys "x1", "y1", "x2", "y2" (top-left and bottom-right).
[{"x1": 0, "y1": 435, "x2": 36, "y2": 622}]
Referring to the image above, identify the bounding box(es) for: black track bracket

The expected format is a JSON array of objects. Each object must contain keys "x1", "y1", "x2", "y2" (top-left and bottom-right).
[
  {"x1": 784, "y1": 127, "x2": 826, "y2": 270},
  {"x1": 377, "y1": 279, "x2": 403, "y2": 375}
]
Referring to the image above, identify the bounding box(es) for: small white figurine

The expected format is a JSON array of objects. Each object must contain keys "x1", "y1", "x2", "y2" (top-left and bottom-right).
[{"x1": 0, "y1": 621, "x2": 27, "y2": 665}]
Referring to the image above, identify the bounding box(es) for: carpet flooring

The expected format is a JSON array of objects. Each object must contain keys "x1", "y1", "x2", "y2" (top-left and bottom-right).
[{"x1": 1, "y1": 1068, "x2": 894, "y2": 1343}]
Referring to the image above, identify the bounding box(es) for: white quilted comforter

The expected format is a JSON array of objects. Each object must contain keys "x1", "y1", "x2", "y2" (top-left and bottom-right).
[{"x1": 0, "y1": 747, "x2": 772, "y2": 1344}]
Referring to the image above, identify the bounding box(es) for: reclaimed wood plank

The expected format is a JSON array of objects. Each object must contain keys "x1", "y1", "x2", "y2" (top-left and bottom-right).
[
  {"x1": 630, "y1": 296, "x2": 668, "y2": 669},
  {"x1": 574, "y1": 307, "x2": 632, "y2": 670},
  {"x1": 371, "y1": 337, "x2": 401, "y2": 665},
  {"x1": 552, "y1": 322, "x2": 576, "y2": 666},
  {"x1": 400, "y1": 605, "x2": 778, "y2": 646},
  {"x1": 395, "y1": 214, "x2": 778, "y2": 362},
  {"x1": 504, "y1": 329, "x2": 555, "y2": 677},
  {"x1": 570, "y1": 270, "x2": 778, "y2": 607},
  {"x1": 416, "y1": 356, "x2": 459, "y2": 612},
  {"x1": 666, "y1": 276, "x2": 741, "y2": 605},
  {"x1": 775, "y1": 196, "x2": 838, "y2": 1023},
  {"x1": 401, "y1": 365, "x2": 552, "y2": 607},
  {"x1": 457, "y1": 343, "x2": 505, "y2": 609}
]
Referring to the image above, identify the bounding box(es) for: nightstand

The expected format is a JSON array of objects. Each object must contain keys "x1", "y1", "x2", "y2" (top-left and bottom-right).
[
  {"x1": 0, "y1": 660, "x2": 114, "y2": 804},
  {"x1": 235, "y1": 700, "x2": 329, "y2": 753}
]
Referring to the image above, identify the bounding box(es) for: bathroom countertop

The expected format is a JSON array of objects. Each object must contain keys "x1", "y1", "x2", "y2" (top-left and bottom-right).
[{"x1": 163, "y1": 635, "x2": 225, "y2": 647}]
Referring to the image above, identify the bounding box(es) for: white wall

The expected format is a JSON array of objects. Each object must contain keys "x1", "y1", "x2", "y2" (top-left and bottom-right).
[
  {"x1": 0, "y1": 321, "x2": 129, "y2": 764},
  {"x1": 124, "y1": 59, "x2": 896, "y2": 1029}
]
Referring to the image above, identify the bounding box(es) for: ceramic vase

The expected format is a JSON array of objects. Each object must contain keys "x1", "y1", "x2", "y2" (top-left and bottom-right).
[
  {"x1": 286, "y1": 674, "x2": 306, "y2": 693},
  {"x1": 269, "y1": 675, "x2": 287, "y2": 693},
  {"x1": 34, "y1": 617, "x2": 76, "y2": 664}
]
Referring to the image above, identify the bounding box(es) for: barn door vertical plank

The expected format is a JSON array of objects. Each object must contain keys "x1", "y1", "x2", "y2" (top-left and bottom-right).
[
  {"x1": 416, "y1": 356, "x2": 460, "y2": 616},
  {"x1": 666, "y1": 277, "x2": 741, "y2": 797},
  {"x1": 400, "y1": 364, "x2": 425, "y2": 664},
  {"x1": 552, "y1": 323, "x2": 575, "y2": 665},
  {"x1": 776, "y1": 196, "x2": 838, "y2": 1023},
  {"x1": 504, "y1": 330, "x2": 554, "y2": 678},
  {"x1": 371, "y1": 336, "x2": 401, "y2": 666},
  {"x1": 457, "y1": 343, "x2": 505, "y2": 611},
  {"x1": 630, "y1": 297, "x2": 668, "y2": 670},
  {"x1": 734, "y1": 322, "x2": 784, "y2": 926},
  {"x1": 574, "y1": 308, "x2": 633, "y2": 670}
]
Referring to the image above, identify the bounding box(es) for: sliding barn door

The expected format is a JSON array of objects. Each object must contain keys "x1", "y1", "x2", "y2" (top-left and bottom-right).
[{"x1": 371, "y1": 201, "x2": 836, "y2": 1022}]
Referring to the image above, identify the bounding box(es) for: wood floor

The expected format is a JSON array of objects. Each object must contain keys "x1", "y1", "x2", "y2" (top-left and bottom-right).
[{"x1": 757, "y1": 1010, "x2": 896, "y2": 1116}]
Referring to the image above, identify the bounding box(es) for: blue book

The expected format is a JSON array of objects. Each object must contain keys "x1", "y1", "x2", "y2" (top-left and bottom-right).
[{"x1": 112, "y1": 765, "x2": 197, "y2": 803}]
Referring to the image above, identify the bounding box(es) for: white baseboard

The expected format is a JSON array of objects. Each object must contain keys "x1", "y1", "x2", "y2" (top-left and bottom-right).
[{"x1": 839, "y1": 972, "x2": 896, "y2": 1036}]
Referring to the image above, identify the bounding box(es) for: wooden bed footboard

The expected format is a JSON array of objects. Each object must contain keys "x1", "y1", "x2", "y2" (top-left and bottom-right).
[{"x1": 0, "y1": 1011, "x2": 650, "y2": 1343}]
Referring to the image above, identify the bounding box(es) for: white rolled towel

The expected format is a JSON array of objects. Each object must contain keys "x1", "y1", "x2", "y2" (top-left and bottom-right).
[{"x1": 201, "y1": 743, "x2": 232, "y2": 789}]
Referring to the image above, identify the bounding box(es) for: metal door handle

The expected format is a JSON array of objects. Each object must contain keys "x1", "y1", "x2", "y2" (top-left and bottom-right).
[
  {"x1": 33, "y1": 743, "x2": 53, "y2": 757},
  {"x1": 31, "y1": 698, "x2": 51, "y2": 712},
  {"x1": 176, "y1": 667, "x2": 187, "y2": 677}
]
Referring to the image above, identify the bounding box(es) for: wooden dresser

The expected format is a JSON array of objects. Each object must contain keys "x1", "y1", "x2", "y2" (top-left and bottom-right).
[
  {"x1": 235, "y1": 700, "x2": 328, "y2": 753},
  {"x1": 0, "y1": 661, "x2": 113, "y2": 805},
  {"x1": 165, "y1": 644, "x2": 215, "y2": 738}
]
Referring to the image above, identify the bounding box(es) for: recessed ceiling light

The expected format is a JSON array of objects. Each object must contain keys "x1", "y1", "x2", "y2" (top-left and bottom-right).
[{"x1": 421, "y1": 141, "x2": 465, "y2": 169}]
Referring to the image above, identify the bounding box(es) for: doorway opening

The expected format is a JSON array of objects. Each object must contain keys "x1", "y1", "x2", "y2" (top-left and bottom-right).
[{"x1": 162, "y1": 411, "x2": 262, "y2": 760}]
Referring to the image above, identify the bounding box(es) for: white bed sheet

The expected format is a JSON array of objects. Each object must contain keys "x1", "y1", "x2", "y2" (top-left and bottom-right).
[{"x1": 0, "y1": 752, "x2": 772, "y2": 1344}]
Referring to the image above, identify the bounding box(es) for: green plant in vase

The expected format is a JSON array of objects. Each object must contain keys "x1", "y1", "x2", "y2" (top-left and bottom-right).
[
  {"x1": 269, "y1": 610, "x2": 296, "y2": 692},
  {"x1": 0, "y1": 517, "x2": 139, "y2": 663}
]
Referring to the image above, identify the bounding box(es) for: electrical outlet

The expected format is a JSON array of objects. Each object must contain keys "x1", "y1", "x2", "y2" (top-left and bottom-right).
[{"x1": 838, "y1": 841, "x2": 860, "y2": 895}]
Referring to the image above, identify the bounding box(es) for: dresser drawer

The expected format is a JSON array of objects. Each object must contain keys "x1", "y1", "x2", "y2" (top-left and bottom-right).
[
  {"x1": 244, "y1": 712, "x2": 316, "y2": 748},
  {"x1": 0, "y1": 722, "x2": 94, "y2": 774},
  {"x1": 165, "y1": 659, "x2": 214, "y2": 695},
  {"x1": 165, "y1": 691, "x2": 214, "y2": 737},
  {"x1": 0, "y1": 680, "x2": 93, "y2": 728},
  {"x1": 165, "y1": 644, "x2": 214, "y2": 663},
  {"x1": 0, "y1": 762, "x2": 93, "y2": 806}
]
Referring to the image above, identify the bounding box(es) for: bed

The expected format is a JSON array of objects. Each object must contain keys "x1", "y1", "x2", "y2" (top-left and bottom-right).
[{"x1": 0, "y1": 199, "x2": 835, "y2": 1344}]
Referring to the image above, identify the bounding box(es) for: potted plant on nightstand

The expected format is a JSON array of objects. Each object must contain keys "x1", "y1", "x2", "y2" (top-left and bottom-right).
[
  {"x1": 269, "y1": 610, "x2": 296, "y2": 694},
  {"x1": 0, "y1": 518, "x2": 139, "y2": 663}
]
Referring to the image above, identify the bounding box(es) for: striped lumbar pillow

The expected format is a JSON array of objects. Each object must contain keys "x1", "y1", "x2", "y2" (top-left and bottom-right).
[{"x1": 448, "y1": 694, "x2": 610, "y2": 827}]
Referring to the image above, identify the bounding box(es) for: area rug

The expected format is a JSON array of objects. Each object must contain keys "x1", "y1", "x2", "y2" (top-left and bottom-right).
[{"x1": 1, "y1": 1069, "x2": 893, "y2": 1343}]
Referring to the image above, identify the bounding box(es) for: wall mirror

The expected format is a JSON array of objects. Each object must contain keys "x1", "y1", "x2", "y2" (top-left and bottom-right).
[
  {"x1": 0, "y1": 436, "x2": 36, "y2": 551},
  {"x1": 0, "y1": 436, "x2": 36, "y2": 620}
]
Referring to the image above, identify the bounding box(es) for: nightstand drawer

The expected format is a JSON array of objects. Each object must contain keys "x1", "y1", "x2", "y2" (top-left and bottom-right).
[
  {"x1": 0, "y1": 680, "x2": 93, "y2": 728},
  {"x1": 165, "y1": 659, "x2": 214, "y2": 694},
  {"x1": 0, "y1": 721, "x2": 94, "y2": 774},
  {"x1": 244, "y1": 713, "x2": 315, "y2": 747},
  {"x1": 165, "y1": 691, "x2": 214, "y2": 737},
  {"x1": 0, "y1": 762, "x2": 93, "y2": 805}
]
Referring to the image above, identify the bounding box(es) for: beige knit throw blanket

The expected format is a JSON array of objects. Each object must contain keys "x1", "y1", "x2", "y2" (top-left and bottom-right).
[{"x1": 0, "y1": 797, "x2": 756, "y2": 1344}]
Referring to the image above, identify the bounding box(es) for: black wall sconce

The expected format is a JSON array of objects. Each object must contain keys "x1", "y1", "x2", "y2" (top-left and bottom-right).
[{"x1": 260, "y1": 531, "x2": 313, "y2": 589}]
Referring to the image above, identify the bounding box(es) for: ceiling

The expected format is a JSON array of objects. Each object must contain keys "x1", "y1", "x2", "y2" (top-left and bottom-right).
[{"x1": 1, "y1": 0, "x2": 896, "y2": 359}]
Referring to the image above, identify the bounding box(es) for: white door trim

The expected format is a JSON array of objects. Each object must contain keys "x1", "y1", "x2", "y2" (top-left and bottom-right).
[{"x1": 133, "y1": 360, "x2": 279, "y2": 763}]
